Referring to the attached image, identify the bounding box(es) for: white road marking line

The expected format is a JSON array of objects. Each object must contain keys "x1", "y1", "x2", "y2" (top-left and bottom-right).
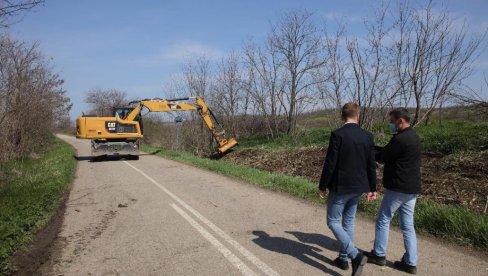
[
  {"x1": 123, "y1": 161, "x2": 280, "y2": 276},
  {"x1": 170, "y1": 203, "x2": 257, "y2": 276}
]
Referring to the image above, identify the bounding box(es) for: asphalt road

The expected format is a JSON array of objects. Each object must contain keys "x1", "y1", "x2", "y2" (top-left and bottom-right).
[{"x1": 39, "y1": 134, "x2": 488, "y2": 275}]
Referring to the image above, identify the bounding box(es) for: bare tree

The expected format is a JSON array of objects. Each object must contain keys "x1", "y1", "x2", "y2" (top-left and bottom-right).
[
  {"x1": 346, "y1": 4, "x2": 393, "y2": 130},
  {"x1": 450, "y1": 73, "x2": 488, "y2": 116},
  {"x1": 213, "y1": 51, "x2": 243, "y2": 137},
  {"x1": 0, "y1": 35, "x2": 71, "y2": 161},
  {"x1": 0, "y1": 0, "x2": 43, "y2": 27},
  {"x1": 182, "y1": 55, "x2": 214, "y2": 153},
  {"x1": 84, "y1": 88, "x2": 128, "y2": 116},
  {"x1": 315, "y1": 22, "x2": 348, "y2": 127},
  {"x1": 391, "y1": 1, "x2": 486, "y2": 126},
  {"x1": 243, "y1": 40, "x2": 285, "y2": 136},
  {"x1": 270, "y1": 10, "x2": 325, "y2": 133},
  {"x1": 183, "y1": 55, "x2": 212, "y2": 99}
]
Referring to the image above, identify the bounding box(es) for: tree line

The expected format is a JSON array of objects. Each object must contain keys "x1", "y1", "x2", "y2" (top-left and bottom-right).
[
  {"x1": 160, "y1": 1, "x2": 486, "y2": 140},
  {"x1": 0, "y1": 1, "x2": 71, "y2": 162},
  {"x1": 82, "y1": 1, "x2": 487, "y2": 153}
]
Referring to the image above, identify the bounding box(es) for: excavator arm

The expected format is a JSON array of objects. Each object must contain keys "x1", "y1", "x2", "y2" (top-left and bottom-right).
[
  {"x1": 126, "y1": 96, "x2": 237, "y2": 154},
  {"x1": 194, "y1": 96, "x2": 238, "y2": 154}
]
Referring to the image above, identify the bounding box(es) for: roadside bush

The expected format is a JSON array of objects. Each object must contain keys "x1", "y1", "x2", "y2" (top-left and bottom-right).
[{"x1": 0, "y1": 35, "x2": 71, "y2": 162}]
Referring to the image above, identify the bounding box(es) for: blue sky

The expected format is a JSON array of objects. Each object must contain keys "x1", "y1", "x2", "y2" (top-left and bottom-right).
[{"x1": 8, "y1": 0, "x2": 488, "y2": 118}]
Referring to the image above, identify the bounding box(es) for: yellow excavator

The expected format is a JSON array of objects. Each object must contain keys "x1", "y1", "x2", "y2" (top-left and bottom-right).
[{"x1": 76, "y1": 96, "x2": 237, "y2": 159}]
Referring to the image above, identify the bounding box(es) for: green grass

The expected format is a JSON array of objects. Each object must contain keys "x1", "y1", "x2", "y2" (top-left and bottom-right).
[
  {"x1": 0, "y1": 138, "x2": 76, "y2": 274},
  {"x1": 142, "y1": 144, "x2": 488, "y2": 253},
  {"x1": 239, "y1": 120, "x2": 488, "y2": 155},
  {"x1": 415, "y1": 120, "x2": 488, "y2": 154},
  {"x1": 413, "y1": 200, "x2": 488, "y2": 249},
  {"x1": 357, "y1": 196, "x2": 488, "y2": 250}
]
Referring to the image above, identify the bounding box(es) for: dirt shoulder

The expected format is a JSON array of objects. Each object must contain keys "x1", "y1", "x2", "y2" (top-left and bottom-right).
[{"x1": 9, "y1": 185, "x2": 70, "y2": 276}]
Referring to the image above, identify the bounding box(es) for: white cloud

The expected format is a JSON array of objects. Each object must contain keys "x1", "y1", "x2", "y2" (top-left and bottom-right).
[
  {"x1": 132, "y1": 40, "x2": 225, "y2": 66},
  {"x1": 162, "y1": 41, "x2": 225, "y2": 61},
  {"x1": 473, "y1": 60, "x2": 488, "y2": 70}
]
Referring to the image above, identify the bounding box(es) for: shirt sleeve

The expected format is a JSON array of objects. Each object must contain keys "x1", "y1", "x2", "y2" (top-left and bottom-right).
[
  {"x1": 367, "y1": 133, "x2": 377, "y2": 192},
  {"x1": 377, "y1": 135, "x2": 403, "y2": 164},
  {"x1": 319, "y1": 131, "x2": 341, "y2": 191}
]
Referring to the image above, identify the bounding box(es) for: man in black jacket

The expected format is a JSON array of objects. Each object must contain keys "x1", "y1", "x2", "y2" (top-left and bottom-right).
[
  {"x1": 365, "y1": 108, "x2": 421, "y2": 274},
  {"x1": 319, "y1": 102, "x2": 377, "y2": 276}
]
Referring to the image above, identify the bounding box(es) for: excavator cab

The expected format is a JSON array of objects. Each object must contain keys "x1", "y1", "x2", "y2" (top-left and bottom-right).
[
  {"x1": 113, "y1": 107, "x2": 133, "y2": 119},
  {"x1": 113, "y1": 107, "x2": 143, "y2": 134}
]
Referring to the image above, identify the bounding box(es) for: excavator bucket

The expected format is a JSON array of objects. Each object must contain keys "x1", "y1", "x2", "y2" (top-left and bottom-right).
[{"x1": 217, "y1": 138, "x2": 238, "y2": 154}]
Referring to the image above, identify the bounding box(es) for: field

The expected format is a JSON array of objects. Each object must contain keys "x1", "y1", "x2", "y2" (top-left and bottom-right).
[{"x1": 227, "y1": 120, "x2": 488, "y2": 213}]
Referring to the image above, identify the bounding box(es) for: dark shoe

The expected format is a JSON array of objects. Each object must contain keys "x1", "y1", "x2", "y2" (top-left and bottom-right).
[
  {"x1": 364, "y1": 250, "x2": 386, "y2": 266},
  {"x1": 351, "y1": 251, "x2": 367, "y2": 276},
  {"x1": 333, "y1": 257, "x2": 349, "y2": 270},
  {"x1": 394, "y1": 258, "x2": 417, "y2": 274}
]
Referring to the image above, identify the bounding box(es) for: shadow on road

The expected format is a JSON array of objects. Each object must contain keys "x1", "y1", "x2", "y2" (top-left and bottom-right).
[
  {"x1": 73, "y1": 155, "x2": 137, "y2": 162},
  {"x1": 73, "y1": 150, "x2": 161, "y2": 163},
  {"x1": 286, "y1": 231, "x2": 400, "y2": 271},
  {"x1": 251, "y1": 231, "x2": 341, "y2": 276},
  {"x1": 73, "y1": 155, "x2": 92, "y2": 161},
  {"x1": 140, "y1": 150, "x2": 161, "y2": 156},
  {"x1": 285, "y1": 231, "x2": 340, "y2": 252}
]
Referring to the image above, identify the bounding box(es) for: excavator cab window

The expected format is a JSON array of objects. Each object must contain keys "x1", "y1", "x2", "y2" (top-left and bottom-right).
[
  {"x1": 113, "y1": 107, "x2": 133, "y2": 119},
  {"x1": 113, "y1": 107, "x2": 144, "y2": 134}
]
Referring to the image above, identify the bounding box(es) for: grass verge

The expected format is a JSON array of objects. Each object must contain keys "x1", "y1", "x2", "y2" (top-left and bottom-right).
[
  {"x1": 238, "y1": 120, "x2": 488, "y2": 155},
  {"x1": 142, "y1": 144, "x2": 319, "y2": 202},
  {"x1": 142, "y1": 144, "x2": 488, "y2": 253},
  {"x1": 0, "y1": 138, "x2": 76, "y2": 274}
]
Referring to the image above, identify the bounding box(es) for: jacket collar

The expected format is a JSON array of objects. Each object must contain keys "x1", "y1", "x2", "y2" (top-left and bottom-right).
[{"x1": 396, "y1": 126, "x2": 412, "y2": 134}]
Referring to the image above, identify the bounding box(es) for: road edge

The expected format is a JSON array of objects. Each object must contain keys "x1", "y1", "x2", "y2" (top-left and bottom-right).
[{"x1": 8, "y1": 140, "x2": 77, "y2": 276}]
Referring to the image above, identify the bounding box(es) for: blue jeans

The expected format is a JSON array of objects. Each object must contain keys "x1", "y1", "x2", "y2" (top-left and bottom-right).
[
  {"x1": 326, "y1": 192, "x2": 362, "y2": 261},
  {"x1": 374, "y1": 189, "x2": 418, "y2": 266}
]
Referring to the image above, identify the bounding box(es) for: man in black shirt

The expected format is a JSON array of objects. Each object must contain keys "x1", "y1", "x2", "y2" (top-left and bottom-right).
[
  {"x1": 319, "y1": 102, "x2": 377, "y2": 276},
  {"x1": 366, "y1": 108, "x2": 421, "y2": 274}
]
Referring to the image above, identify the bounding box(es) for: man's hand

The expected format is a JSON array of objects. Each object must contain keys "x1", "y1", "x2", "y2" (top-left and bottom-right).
[
  {"x1": 367, "y1": 192, "x2": 377, "y2": 202},
  {"x1": 319, "y1": 190, "x2": 326, "y2": 199}
]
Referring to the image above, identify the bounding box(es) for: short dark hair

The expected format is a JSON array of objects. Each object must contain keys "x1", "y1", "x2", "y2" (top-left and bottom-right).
[
  {"x1": 389, "y1": 108, "x2": 410, "y2": 122},
  {"x1": 341, "y1": 102, "x2": 360, "y2": 120}
]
